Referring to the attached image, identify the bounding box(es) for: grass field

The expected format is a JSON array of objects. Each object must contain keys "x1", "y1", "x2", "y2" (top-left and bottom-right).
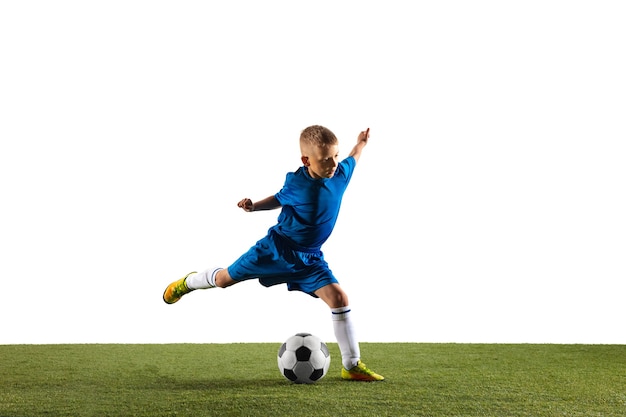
[{"x1": 1, "y1": 343, "x2": 624, "y2": 416}]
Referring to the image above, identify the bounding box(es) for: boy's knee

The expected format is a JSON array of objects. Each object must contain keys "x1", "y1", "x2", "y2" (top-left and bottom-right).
[
  {"x1": 332, "y1": 292, "x2": 349, "y2": 308},
  {"x1": 215, "y1": 269, "x2": 236, "y2": 288},
  {"x1": 316, "y1": 284, "x2": 349, "y2": 308}
]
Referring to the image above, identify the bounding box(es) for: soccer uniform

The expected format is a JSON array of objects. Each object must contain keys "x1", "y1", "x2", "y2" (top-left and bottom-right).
[{"x1": 227, "y1": 156, "x2": 356, "y2": 296}]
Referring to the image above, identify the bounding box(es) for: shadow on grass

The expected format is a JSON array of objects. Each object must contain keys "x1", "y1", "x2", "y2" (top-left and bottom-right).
[{"x1": 148, "y1": 375, "x2": 296, "y2": 391}]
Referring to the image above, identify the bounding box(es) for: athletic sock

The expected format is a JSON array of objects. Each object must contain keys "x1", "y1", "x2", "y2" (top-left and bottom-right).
[
  {"x1": 185, "y1": 267, "x2": 222, "y2": 290},
  {"x1": 331, "y1": 306, "x2": 361, "y2": 369}
]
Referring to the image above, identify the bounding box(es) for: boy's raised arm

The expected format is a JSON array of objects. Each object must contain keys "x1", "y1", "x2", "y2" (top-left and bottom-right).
[{"x1": 348, "y1": 128, "x2": 370, "y2": 163}]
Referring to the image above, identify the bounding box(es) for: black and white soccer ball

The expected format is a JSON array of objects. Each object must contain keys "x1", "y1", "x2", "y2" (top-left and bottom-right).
[{"x1": 277, "y1": 333, "x2": 331, "y2": 383}]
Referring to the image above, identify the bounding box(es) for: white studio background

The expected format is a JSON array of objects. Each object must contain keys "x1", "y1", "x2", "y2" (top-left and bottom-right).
[{"x1": 1, "y1": 1, "x2": 624, "y2": 344}]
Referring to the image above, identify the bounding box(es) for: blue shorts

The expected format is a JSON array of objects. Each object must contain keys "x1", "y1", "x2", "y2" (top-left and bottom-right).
[{"x1": 227, "y1": 230, "x2": 338, "y2": 297}]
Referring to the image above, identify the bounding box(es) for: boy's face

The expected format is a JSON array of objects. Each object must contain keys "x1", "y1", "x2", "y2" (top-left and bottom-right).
[{"x1": 301, "y1": 144, "x2": 339, "y2": 179}]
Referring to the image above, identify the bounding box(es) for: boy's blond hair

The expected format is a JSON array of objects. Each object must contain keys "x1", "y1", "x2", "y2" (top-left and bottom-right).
[{"x1": 300, "y1": 125, "x2": 338, "y2": 154}]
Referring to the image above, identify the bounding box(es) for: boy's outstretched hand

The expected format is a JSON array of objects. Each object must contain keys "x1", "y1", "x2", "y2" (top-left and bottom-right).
[
  {"x1": 237, "y1": 195, "x2": 281, "y2": 212},
  {"x1": 238, "y1": 198, "x2": 254, "y2": 212}
]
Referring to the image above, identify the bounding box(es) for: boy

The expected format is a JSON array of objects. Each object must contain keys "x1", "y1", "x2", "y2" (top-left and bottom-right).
[{"x1": 163, "y1": 125, "x2": 384, "y2": 381}]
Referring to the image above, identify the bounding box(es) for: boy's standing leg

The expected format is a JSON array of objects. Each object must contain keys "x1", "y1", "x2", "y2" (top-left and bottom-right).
[{"x1": 315, "y1": 284, "x2": 384, "y2": 381}]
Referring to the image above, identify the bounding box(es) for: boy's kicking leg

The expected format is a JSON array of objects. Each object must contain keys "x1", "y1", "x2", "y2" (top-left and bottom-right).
[
  {"x1": 314, "y1": 283, "x2": 384, "y2": 381},
  {"x1": 163, "y1": 268, "x2": 235, "y2": 304}
]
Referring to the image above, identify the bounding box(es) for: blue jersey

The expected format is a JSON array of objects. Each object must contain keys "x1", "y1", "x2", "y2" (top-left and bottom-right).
[
  {"x1": 227, "y1": 156, "x2": 357, "y2": 295},
  {"x1": 272, "y1": 156, "x2": 356, "y2": 250}
]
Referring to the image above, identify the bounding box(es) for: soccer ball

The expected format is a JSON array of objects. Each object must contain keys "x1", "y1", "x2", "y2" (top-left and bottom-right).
[{"x1": 277, "y1": 333, "x2": 331, "y2": 383}]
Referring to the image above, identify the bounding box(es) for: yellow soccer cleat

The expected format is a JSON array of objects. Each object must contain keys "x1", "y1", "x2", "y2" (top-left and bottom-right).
[
  {"x1": 341, "y1": 361, "x2": 385, "y2": 381},
  {"x1": 163, "y1": 272, "x2": 197, "y2": 304}
]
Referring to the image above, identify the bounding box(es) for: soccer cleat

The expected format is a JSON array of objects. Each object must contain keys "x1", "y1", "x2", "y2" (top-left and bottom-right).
[
  {"x1": 341, "y1": 361, "x2": 385, "y2": 381},
  {"x1": 163, "y1": 272, "x2": 197, "y2": 304}
]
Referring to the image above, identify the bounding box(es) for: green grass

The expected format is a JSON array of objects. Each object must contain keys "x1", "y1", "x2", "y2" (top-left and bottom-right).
[{"x1": 1, "y1": 344, "x2": 624, "y2": 416}]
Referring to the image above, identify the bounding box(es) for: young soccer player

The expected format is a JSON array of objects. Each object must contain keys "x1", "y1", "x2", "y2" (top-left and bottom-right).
[{"x1": 163, "y1": 125, "x2": 384, "y2": 381}]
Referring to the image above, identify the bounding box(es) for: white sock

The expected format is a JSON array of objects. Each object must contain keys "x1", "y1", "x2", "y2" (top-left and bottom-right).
[
  {"x1": 186, "y1": 267, "x2": 222, "y2": 290},
  {"x1": 331, "y1": 306, "x2": 361, "y2": 369}
]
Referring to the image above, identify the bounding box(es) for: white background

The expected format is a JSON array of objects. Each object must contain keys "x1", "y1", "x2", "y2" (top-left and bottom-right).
[{"x1": 1, "y1": 1, "x2": 624, "y2": 344}]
